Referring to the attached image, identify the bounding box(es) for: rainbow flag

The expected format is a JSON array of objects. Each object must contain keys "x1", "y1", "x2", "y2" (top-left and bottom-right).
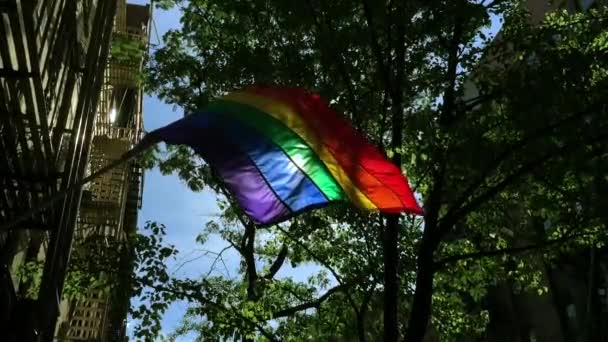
[{"x1": 149, "y1": 86, "x2": 423, "y2": 225}]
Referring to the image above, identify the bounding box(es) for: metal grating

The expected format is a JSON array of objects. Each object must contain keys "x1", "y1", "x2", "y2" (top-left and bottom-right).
[
  {"x1": 64, "y1": 291, "x2": 109, "y2": 340},
  {"x1": 77, "y1": 134, "x2": 131, "y2": 241}
]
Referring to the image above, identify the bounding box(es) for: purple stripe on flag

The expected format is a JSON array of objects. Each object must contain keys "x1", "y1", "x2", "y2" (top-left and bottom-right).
[{"x1": 152, "y1": 113, "x2": 290, "y2": 224}]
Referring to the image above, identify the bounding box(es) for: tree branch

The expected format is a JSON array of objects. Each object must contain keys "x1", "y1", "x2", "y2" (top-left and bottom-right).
[
  {"x1": 146, "y1": 282, "x2": 279, "y2": 342},
  {"x1": 264, "y1": 244, "x2": 288, "y2": 280},
  {"x1": 243, "y1": 221, "x2": 258, "y2": 301},
  {"x1": 272, "y1": 282, "x2": 352, "y2": 318},
  {"x1": 274, "y1": 224, "x2": 345, "y2": 286},
  {"x1": 304, "y1": 0, "x2": 359, "y2": 121},
  {"x1": 441, "y1": 132, "x2": 608, "y2": 228},
  {"x1": 383, "y1": 3, "x2": 408, "y2": 341},
  {"x1": 535, "y1": 175, "x2": 583, "y2": 204},
  {"x1": 482, "y1": 0, "x2": 508, "y2": 9},
  {"x1": 273, "y1": 224, "x2": 363, "y2": 318},
  {"x1": 361, "y1": 0, "x2": 393, "y2": 96},
  {"x1": 404, "y1": 7, "x2": 472, "y2": 342},
  {"x1": 449, "y1": 105, "x2": 601, "y2": 218},
  {"x1": 392, "y1": 0, "x2": 407, "y2": 92},
  {"x1": 434, "y1": 231, "x2": 586, "y2": 270},
  {"x1": 210, "y1": 174, "x2": 260, "y2": 302},
  {"x1": 357, "y1": 280, "x2": 377, "y2": 342},
  {"x1": 440, "y1": 10, "x2": 464, "y2": 125},
  {"x1": 376, "y1": 91, "x2": 390, "y2": 151},
  {"x1": 171, "y1": 245, "x2": 232, "y2": 277}
]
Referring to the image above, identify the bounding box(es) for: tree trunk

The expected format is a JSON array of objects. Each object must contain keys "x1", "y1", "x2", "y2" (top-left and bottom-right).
[
  {"x1": 532, "y1": 217, "x2": 570, "y2": 340},
  {"x1": 384, "y1": 214, "x2": 401, "y2": 341},
  {"x1": 404, "y1": 11, "x2": 462, "y2": 341},
  {"x1": 357, "y1": 307, "x2": 368, "y2": 342},
  {"x1": 404, "y1": 242, "x2": 436, "y2": 342}
]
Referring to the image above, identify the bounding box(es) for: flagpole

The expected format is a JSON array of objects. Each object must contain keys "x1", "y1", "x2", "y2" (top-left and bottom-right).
[{"x1": 0, "y1": 135, "x2": 160, "y2": 231}]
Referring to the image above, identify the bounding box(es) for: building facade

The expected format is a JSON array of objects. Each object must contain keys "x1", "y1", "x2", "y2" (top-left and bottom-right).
[{"x1": 0, "y1": 1, "x2": 149, "y2": 341}]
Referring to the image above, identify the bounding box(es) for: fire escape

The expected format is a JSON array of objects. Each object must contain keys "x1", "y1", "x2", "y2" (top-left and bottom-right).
[
  {"x1": 56, "y1": 2, "x2": 149, "y2": 340},
  {"x1": 0, "y1": 1, "x2": 149, "y2": 341}
]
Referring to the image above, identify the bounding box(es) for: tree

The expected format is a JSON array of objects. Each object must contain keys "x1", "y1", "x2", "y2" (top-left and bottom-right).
[{"x1": 137, "y1": 1, "x2": 608, "y2": 341}]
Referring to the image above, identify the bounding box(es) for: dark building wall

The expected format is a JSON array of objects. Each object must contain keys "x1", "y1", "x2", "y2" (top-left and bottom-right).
[{"x1": 459, "y1": 1, "x2": 607, "y2": 341}]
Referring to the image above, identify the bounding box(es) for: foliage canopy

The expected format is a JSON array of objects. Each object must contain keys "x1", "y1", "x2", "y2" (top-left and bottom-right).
[{"x1": 133, "y1": 0, "x2": 608, "y2": 341}]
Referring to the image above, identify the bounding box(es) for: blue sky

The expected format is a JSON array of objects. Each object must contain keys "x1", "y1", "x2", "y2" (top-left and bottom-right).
[{"x1": 128, "y1": 1, "x2": 503, "y2": 339}]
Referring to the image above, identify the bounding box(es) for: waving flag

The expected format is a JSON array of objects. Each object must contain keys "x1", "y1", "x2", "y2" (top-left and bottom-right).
[{"x1": 148, "y1": 86, "x2": 423, "y2": 225}]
